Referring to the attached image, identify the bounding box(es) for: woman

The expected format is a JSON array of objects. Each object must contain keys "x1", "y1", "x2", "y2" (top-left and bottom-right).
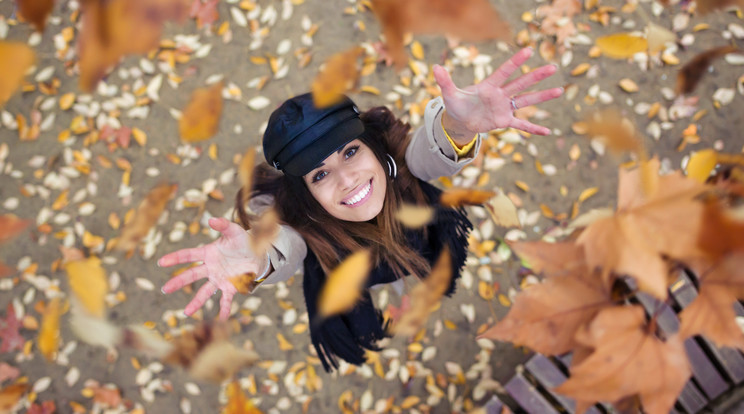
[{"x1": 159, "y1": 48, "x2": 563, "y2": 371}]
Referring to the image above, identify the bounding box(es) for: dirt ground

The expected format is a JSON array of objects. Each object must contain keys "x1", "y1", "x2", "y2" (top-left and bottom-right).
[{"x1": 1, "y1": 0, "x2": 743, "y2": 413}]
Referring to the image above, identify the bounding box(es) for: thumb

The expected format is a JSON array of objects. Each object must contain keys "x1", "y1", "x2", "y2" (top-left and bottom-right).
[
  {"x1": 433, "y1": 64, "x2": 457, "y2": 97},
  {"x1": 208, "y1": 217, "x2": 230, "y2": 232}
]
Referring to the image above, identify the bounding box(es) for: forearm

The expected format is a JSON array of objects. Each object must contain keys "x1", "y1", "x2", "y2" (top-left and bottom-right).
[{"x1": 441, "y1": 110, "x2": 478, "y2": 147}]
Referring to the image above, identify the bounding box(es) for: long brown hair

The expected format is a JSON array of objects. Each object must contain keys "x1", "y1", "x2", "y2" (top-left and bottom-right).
[{"x1": 235, "y1": 106, "x2": 432, "y2": 278}]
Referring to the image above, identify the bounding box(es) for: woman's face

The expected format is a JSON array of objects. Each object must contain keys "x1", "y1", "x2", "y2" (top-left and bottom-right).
[{"x1": 303, "y1": 139, "x2": 387, "y2": 222}]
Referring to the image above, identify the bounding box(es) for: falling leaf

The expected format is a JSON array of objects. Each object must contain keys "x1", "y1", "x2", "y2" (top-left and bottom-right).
[
  {"x1": 392, "y1": 249, "x2": 452, "y2": 336},
  {"x1": 38, "y1": 298, "x2": 62, "y2": 361},
  {"x1": 115, "y1": 183, "x2": 177, "y2": 251},
  {"x1": 0, "y1": 42, "x2": 36, "y2": 107},
  {"x1": 676, "y1": 46, "x2": 739, "y2": 95},
  {"x1": 554, "y1": 306, "x2": 691, "y2": 414},
  {"x1": 0, "y1": 304, "x2": 25, "y2": 353},
  {"x1": 179, "y1": 82, "x2": 224, "y2": 142},
  {"x1": 440, "y1": 188, "x2": 496, "y2": 208},
  {"x1": 0, "y1": 215, "x2": 31, "y2": 244},
  {"x1": 371, "y1": 0, "x2": 510, "y2": 68},
  {"x1": 595, "y1": 33, "x2": 648, "y2": 59},
  {"x1": 238, "y1": 147, "x2": 257, "y2": 205},
  {"x1": 483, "y1": 191, "x2": 521, "y2": 228},
  {"x1": 227, "y1": 273, "x2": 259, "y2": 295},
  {"x1": 646, "y1": 22, "x2": 676, "y2": 54},
  {"x1": 395, "y1": 204, "x2": 435, "y2": 228},
  {"x1": 77, "y1": 0, "x2": 190, "y2": 91},
  {"x1": 248, "y1": 208, "x2": 280, "y2": 256},
  {"x1": 582, "y1": 109, "x2": 644, "y2": 155},
  {"x1": 17, "y1": 0, "x2": 55, "y2": 32},
  {"x1": 64, "y1": 256, "x2": 108, "y2": 318},
  {"x1": 686, "y1": 149, "x2": 718, "y2": 183},
  {"x1": 312, "y1": 47, "x2": 364, "y2": 108},
  {"x1": 222, "y1": 381, "x2": 262, "y2": 414},
  {"x1": 318, "y1": 250, "x2": 372, "y2": 317},
  {"x1": 0, "y1": 384, "x2": 29, "y2": 413}
]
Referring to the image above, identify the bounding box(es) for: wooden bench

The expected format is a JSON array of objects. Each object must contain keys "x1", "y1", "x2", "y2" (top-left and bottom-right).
[{"x1": 493, "y1": 269, "x2": 744, "y2": 414}]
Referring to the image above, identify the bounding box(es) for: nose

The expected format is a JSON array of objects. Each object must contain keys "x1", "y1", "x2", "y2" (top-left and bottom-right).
[{"x1": 336, "y1": 166, "x2": 357, "y2": 191}]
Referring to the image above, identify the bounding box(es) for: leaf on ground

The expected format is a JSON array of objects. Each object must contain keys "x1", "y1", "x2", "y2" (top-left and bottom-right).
[
  {"x1": 27, "y1": 400, "x2": 56, "y2": 414},
  {"x1": 555, "y1": 306, "x2": 691, "y2": 414},
  {"x1": 479, "y1": 243, "x2": 612, "y2": 355},
  {"x1": 0, "y1": 304, "x2": 24, "y2": 353},
  {"x1": 248, "y1": 208, "x2": 280, "y2": 257},
  {"x1": 64, "y1": 256, "x2": 109, "y2": 317},
  {"x1": 223, "y1": 381, "x2": 263, "y2": 414},
  {"x1": 312, "y1": 47, "x2": 364, "y2": 108},
  {"x1": 582, "y1": 109, "x2": 644, "y2": 156},
  {"x1": 190, "y1": 0, "x2": 220, "y2": 28},
  {"x1": 0, "y1": 384, "x2": 29, "y2": 413},
  {"x1": 695, "y1": 0, "x2": 744, "y2": 15},
  {"x1": 440, "y1": 188, "x2": 496, "y2": 208},
  {"x1": 90, "y1": 383, "x2": 122, "y2": 408},
  {"x1": 0, "y1": 215, "x2": 31, "y2": 245},
  {"x1": 595, "y1": 33, "x2": 649, "y2": 59},
  {"x1": 38, "y1": 297, "x2": 62, "y2": 361},
  {"x1": 318, "y1": 250, "x2": 372, "y2": 318},
  {"x1": 179, "y1": 82, "x2": 224, "y2": 142},
  {"x1": 536, "y1": 0, "x2": 581, "y2": 47},
  {"x1": 577, "y1": 161, "x2": 710, "y2": 300},
  {"x1": 0, "y1": 41, "x2": 36, "y2": 107},
  {"x1": 17, "y1": 0, "x2": 55, "y2": 32},
  {"x1": 0, "y1": 363, "x2": 19, "y2": 384},
  {"x1": 371, "y1": 0, "x2": 510, "y2": 68},
  {"x1": 677, "y1": 46, "x2": 739, "y2": 95},
  {"x1": 686, "y1": 149, "x2": 718, "y2": 183},
  {"x1": 391, "y1": 249, "x2": 452, "y2": 336},
  {"x1": 484, "y1": 191, "x2": 521, "y2": 228},
  {"x1": 77, "y1": 0, "x2": 190, "y2": 91},
  {"x1": 395, "y1": 204, "x2": 435, "y2": 228},
  {"x1": 0, "y1": 262, "x2": 14, "y2": 278},
  {"x1": 115, "y1": 183, "x2": 177, "y2": 251}
]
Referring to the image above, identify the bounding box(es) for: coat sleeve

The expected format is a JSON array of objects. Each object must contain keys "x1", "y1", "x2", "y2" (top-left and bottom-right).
[
  {"x1": 404, "y1": 96, "x2": 483, "y2": 182},
  {"x1": 246, "y1": 194, "x2": 307, "y2": 285}
]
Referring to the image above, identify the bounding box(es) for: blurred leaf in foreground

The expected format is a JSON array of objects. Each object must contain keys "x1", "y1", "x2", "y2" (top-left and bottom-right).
[
  {"x1": 312, "y1": 47, "x2": 364, "y2": 108},
  {"x1": 179, "y1": 82, "x2": 224, "y2": 142},
  {"x1": 0, "y1": 42, "x2": 36, "y2": 107}
]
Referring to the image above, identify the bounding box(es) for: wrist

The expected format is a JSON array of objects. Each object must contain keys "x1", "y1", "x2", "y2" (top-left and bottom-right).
[{"x1": 442, "y1": 110, "x2": 478, "y2": 146}]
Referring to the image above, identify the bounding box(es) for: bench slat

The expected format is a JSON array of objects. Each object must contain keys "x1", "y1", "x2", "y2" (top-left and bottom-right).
[
  {"x1": 504, "y1": 372, "x2": 561, "y2": 414},
  {"x1": 525, "y1": 354, "x2": 602, "y2": 414}
]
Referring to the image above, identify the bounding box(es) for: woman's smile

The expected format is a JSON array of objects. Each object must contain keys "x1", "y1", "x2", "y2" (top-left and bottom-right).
[{"x1": 342, "y1": 179, "x2": 372, "y2": 206}]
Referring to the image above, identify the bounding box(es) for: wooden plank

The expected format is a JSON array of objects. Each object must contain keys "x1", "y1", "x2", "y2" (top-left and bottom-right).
[
  {"x1": 525, "y1": 354, "x2": 602, "y2": 414},
  {"x1": 676, "y1": 381, "x2": 708, "y2": 414},
  {"x1": 483, "y1": 395, "x2": 504, "y2": 414},
  {"x1": 504, "y1": 372, "x2": 561, "y2": 414}
]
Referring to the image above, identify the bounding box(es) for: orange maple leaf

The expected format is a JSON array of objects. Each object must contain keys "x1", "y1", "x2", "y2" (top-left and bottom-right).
[{"x1": 555, "y1": 306, "x2": 691, "y2": 414}]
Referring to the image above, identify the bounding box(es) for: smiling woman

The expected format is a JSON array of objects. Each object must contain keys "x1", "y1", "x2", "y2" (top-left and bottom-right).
[{"x1": 158, "y1": 48, "x2": 564, "y2": 371}]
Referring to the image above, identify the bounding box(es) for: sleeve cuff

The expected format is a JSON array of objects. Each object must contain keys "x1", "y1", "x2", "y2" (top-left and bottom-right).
[{"x1": 441, "y1": 117, "x2": 478, "y2": 157}]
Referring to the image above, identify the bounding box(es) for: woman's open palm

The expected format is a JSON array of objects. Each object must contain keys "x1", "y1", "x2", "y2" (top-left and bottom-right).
[{"x1": 159, "y1": 217, "x2": 265, "y2": 320}]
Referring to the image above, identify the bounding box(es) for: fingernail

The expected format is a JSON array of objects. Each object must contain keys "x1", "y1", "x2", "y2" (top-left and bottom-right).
[{"x1": 161, "y1": 287, "x2": 166, "y2": 294}]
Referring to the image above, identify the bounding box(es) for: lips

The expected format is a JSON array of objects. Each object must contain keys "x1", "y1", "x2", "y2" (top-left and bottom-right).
[{"x1": 342, "y1": 179, "x2": 372, "y2": 206}]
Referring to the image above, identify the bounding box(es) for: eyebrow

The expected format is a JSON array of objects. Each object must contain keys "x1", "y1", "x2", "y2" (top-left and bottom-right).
[{"x1": 311, "y1": 143, "x2": 351, "y2": 170}]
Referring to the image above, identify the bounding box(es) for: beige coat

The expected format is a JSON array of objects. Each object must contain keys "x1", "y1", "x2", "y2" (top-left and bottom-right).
[{"x1": 250, "y1": 97, "x2": 483, "y2": 284}]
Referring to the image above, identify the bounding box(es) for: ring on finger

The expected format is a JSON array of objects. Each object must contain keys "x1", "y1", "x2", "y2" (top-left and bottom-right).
[{"x1": 510, "y1": 97, "x2": 518, "y2": 112}]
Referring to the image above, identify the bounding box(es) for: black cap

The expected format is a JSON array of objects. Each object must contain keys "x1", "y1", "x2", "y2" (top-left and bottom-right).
[{"x1": 263, "y1": 93, "x2": 365, "y2": 177}]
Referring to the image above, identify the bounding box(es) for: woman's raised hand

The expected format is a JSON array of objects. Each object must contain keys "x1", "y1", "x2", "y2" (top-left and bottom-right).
[
  {"x1": 433, "y1": 47, "x2": 563, "y2": 136},
  {"x1": 159, "y1": 217, "x2": 267, "y2": 320}
]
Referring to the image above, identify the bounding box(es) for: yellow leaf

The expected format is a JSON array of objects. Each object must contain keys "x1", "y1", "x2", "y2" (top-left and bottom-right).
[
  {"x1": 318, "y1": 250, "x2": 372, "y2": 317},
  {"x1": 38, "y1": 297, "x2": 62, "y2": 361},
  {"x1": 65, "y1": 256, "x2": 108, "y2": 317},
  {"x1": 440, "y1": 188, "x2": 496, "y2": 208},
  {"x1": 312, "y1": 47, "x2": 364, "y2": 108},
  {"x1": 208, "y1": 143, "x2": 218, "y2": 160},
  {"x1": 484, "y1": 191, "x2": 521, "y2": 228},
  {"x1": 407, "y1": 342, "x2": 423, "y2": 353},
  {"x1": 618, "y1": 78, "x2": 639, "y2": 93},
  {"x1": 179, "y1": 82, "x2": 224, "y2": 143},
  {"x1": 596, "y1": 33, "x2": 648, "y2": 59},
  {"x1": 277, "y1": 333, "x2": 294, "y2": 351},
  {"x1": 59, "y1": 92, "x2": 75, "y2": 110},
  {"x1": 478, "y1": 280, "x2": 495, "y2": 300},
  {"x1": 132, "y1": 127, "x2": 147, "y2": 146},
  {"x1": 578, "y1": 187, "x2": 599, "y2": 203},
  {"x1": 0, "y1": 41, "x2": 36, "y2": 107},
  {"x1": 515, "y1": 181, "x2": 530, "y2": 192},
  {"x1": 360, "y1": 85, "x2": 380, "y2": 95},
  {"x1": 401, "y1": 396, "x2": 420, "y2": 409},
  {"x1": 686, "y1": 149, "x2": 717, "y2": 183},
  {"x1": 410, "y1": 40, "x2": 424, "y2": 60},
  {"x1": 540, "y1": 204, "x2": 555, "y2": 219},
  {"x1": 570, "y1": 62, "x2": 591, "y2": 76},
  {"x1": 498, "y1": 293, "x2": 511, "y2": 307},
  {"x1": 395, "y1": 204, "x2": 434, "y2": 228}
]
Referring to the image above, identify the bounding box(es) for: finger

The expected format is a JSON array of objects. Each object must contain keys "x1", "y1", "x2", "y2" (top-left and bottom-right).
[
  {"x1": 433, "y1": 65, "x2": 458, "y2": 97},
  {"x1": 509, "y1": 118, "x2": 552, "y2": 136},
  {"x1": 502, "y1": 64, "x2": 558, "y2": 97},
  {"x1": 161, "y1": 265, "x2": 210, "y2": 293},
  {"x1": 485, "y1": 47, "x2": 533, "y2": 87},
  {"x1": 513, "y1": 87, "x2": 564, "y2": 109},
  {"x1": 218, "y1": 289, "x2": 235, "y2": 321},
  {"x1": 157, "y1": 246, "x2": 206, "y2": 267},
  {"x1": 184, "y1": 282, "x2": 217, "y2": 316},
  {"x1": 216, "y1": 219, "x2": 249, "y2": 241}
]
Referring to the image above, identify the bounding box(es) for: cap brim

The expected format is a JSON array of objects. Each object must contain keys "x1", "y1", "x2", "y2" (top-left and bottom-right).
[{"x1": 282, "y1": 116, "x2": 365, "y2": 177}]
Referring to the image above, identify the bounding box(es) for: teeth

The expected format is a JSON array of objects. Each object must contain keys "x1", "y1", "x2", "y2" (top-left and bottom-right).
[{"x1": 345, "y1": 182, "x2": 370, "y2": 205}]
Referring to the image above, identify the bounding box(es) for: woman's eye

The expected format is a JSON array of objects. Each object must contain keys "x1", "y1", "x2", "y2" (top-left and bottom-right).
[
  {"x1": 345, "y1": 146, "x2": 359, "y2": 159},
  {"x1": 312, "y1": 170, "x2": 327, "y2": 183}
]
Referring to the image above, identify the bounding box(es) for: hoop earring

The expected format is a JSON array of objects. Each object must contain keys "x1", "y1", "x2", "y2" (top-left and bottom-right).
[{"x1": 385, "y1": 154, "x2": 397, "y2": 179}]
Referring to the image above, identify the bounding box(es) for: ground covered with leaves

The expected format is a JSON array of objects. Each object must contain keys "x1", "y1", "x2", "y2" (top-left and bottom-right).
[{"x1": 1, "y1": 0, "x2": 744, "y2": 413}]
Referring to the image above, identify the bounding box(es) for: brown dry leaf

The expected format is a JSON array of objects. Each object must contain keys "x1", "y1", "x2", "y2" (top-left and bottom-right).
[
  {"x1": 238, "y1": 147, "x2": 257, "y2": 201},
  {"x1": 179, "y1": 82, "x2": 224, "y2": 142},
  {"x1": 0, "y1": 41, "x2": 36, "y2": 107},
  {"x1": 677, "y1": 46, "x2": 739, "y2": 95},
  {"x1": 0, "y1": 215, "x2": 31, "y2": 244},
  {"x1": 90, "y1": 383, "x2": 122, "y2": 408},
  {"x1": 64, "y1": 256, "x2": 108, "y2": 318},
  {"x1": 595, "y1": 33, "x2": 649, "y2": 59},
  {"x1": 77, "y1": 0, "x2": 190, "y2": 91},
  {"x1": 695, "y1": 0, "x2": 744, "y2": 14},
  {"x1": 537, "y1": 0, "x2": 581, "y2": 48},
  {"x1": 227, "y1": 273, "x2": 259, "y2": 295},
  {"x1": 312, "y1": 47, "x2": 364, "y2": 108},
  {"x1": 484, "y1": 191, "x2": 521, "y2": 228},
  {"x1": 0, "y1": 383, "x2": 29, "y2": 413},
  {"x1": 248, "y1": 208, "x2": 280, "y2": 256},
  {"x1": 395, "y1": 204, "x2": 435, "y2": 228},
  {"x1": 583, "y1": 109, "x2": 644, "y2": 155},
  {"x1": 115, "y1": 183, "x2": 177, "y2": 251},
  {"x1": 555, "y1": 306, "x2": 691, "y2": 414},
  {"x1": 318, "y1": 250, "x2": 372, "y2": 317},
  {"x1": 577, "y1": 160, "x2": 710, "y2": 300},
  {"x1": 38, "y1": 297, "x2": 62, "y2": 361},
  {"x1": 686, "y1": 149, "x2": 718, "y2": 183},
  {"x1": 479, "y1": 242, "x2": 612, "y2": 355},
  {"x1": 440, "y1": 188, "x2": 496, "y2": 208},
  {"x1": 371, "y1": 0, "x2": 510, "y2": 68},
  {"x1": 392, "y1": 249, "x2": 452, "y2": 336},
  {"x1": 17, "y1": 0, "x2": 55, "y2": 32},
  {"x1": 223, "y1": 381, "x2": 263, "y2": 414}
]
